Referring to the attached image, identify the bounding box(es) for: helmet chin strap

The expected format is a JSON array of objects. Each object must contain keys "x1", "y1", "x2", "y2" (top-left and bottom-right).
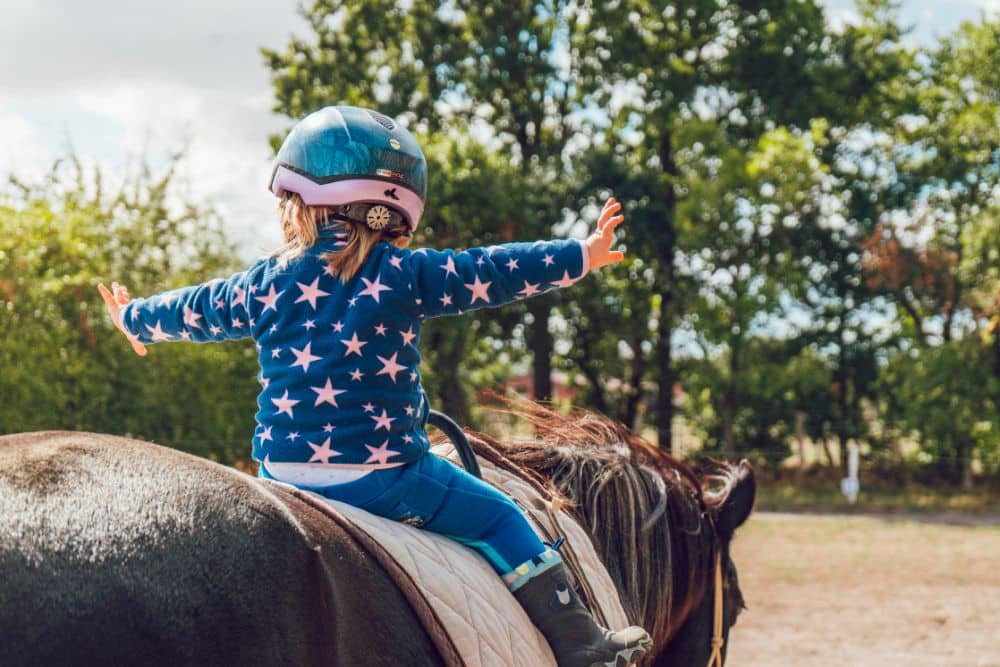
[{"x1": 327, "y1": 204, "x2": 408, "y2": 234}]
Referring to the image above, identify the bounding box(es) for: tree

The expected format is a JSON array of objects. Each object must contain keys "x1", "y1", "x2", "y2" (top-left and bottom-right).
[
  {"x1": 262, "y1": 0, "x2": 588, "y2": 404},
  {"x1": 0, "y1": 155, "x2": 258, "y2": 463}
]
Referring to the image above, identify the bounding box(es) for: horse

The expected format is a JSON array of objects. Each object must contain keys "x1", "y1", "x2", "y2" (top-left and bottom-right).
[{"x1": 0, "y1": 408, "x2": 754, "y2": 666}]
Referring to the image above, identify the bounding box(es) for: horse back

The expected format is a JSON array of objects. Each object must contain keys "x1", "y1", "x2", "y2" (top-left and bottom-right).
[{"x1": 0, "y1": 431, "x2": 442, "y2": 667}]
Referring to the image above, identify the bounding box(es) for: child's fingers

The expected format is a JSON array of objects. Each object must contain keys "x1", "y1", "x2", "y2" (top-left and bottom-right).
[
  {"x1": 98, "y1": 283, "x2": 117, "y2": 309},
  {"x1": 609, "y1": 250, "x2": 625, "y2": 263},
  {"x1": 604, "y1": 214, "x2": 625, "y2": 232},
  {"x1": 129, "y1": 337, "x2": 148, "y2": 357},
  {"x1": 599, "y1": 203, "x2": 623, "y2": 231}
]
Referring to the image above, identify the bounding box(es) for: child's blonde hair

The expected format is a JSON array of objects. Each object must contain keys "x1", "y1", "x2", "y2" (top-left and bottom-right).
[{"x1": 275, "y1": 192, "x2": 412, "y2": 282}]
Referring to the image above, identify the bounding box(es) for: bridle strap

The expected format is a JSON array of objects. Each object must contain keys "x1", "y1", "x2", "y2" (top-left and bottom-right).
[{"x1": 706, "y1": 551, "x2": 725, "y2": 667}]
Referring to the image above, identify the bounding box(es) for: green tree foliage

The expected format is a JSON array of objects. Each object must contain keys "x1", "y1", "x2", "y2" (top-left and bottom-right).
[{"x1": 0, "y1": 156, "x2": 258, "y2": 463}]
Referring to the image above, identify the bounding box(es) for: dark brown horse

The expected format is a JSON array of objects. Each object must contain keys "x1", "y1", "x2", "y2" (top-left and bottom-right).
[{"x1": 0, "y1": 411, "x2": 753, "y2": 666}]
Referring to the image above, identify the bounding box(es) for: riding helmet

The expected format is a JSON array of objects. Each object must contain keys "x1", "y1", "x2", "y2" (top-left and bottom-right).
[{"x1": 269, "y1": 106, "x2": 427, "y2": 232}]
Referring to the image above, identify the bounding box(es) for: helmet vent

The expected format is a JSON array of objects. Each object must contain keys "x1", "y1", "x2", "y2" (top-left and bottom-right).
[{"x1": 368, "y1": 110, "x2": 396, "y2": 130}]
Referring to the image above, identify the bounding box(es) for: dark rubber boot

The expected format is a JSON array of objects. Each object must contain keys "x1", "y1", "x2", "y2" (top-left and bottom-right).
[{"x1": 513, "y1": 562, "x2": 653, "y2": 667}]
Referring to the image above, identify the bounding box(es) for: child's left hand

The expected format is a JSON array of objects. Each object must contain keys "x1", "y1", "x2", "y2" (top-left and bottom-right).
[
  {"x1": 586, "y1": 196, "x2": 626, "y2": 270},
  {"x1": 98, "y1": 282, "x2": 147, "y2": 356}
]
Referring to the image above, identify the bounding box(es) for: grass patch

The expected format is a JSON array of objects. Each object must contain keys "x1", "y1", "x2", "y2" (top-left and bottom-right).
[{"x1": 755, "y1": 473, "x2": 1000, "y2": 514}]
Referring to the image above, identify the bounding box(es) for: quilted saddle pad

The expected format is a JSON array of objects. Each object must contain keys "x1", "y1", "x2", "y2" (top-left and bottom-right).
[{"x1": 280, "y1": 445, "x2": 633, "y2": 667}]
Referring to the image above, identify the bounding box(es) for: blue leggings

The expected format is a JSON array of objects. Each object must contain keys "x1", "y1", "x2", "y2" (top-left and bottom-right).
[{"x1": 260, "y1": 452, "x2": 548, "y2": 576}]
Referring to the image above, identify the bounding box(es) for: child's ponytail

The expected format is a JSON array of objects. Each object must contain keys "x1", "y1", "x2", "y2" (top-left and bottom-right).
[{"x1": 275, "y1": 192, "x2": 411, "y2": 282}]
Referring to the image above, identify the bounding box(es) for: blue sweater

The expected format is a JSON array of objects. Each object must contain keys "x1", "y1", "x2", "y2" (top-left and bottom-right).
[{"x1": 122, "y1": 223, "x2": 590, "y2": 469}]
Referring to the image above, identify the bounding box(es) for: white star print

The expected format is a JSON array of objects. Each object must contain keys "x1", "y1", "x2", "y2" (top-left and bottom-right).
[
  {"x1": 506, "y1": 258, "x2": 519, "y2": 271},
  {"x1": 308, "y1": 437, "x2": 341, "y2": 463},
  {"x1": 362, "y1": 402, "x2": 376, "y2": 413},
  {"x1": 145, "y1": 321, "x2": 172, "y2": 342},
  {"x1": 183, "y1": 306, "x2": 203, "y2": 329},
  {"x1": 341, "y1": 333, "x2": 367, "y2": 357},
  {"x1": 272, "y1": 390, "x2": 300, "y2": 418},
  {"x1": 404, "y1": 405, "x2": 415, "y2": 416},
  {"x1": 400, "y1": 325, "x2": 416, "y2": 346},
  {"x1": 303, "y1": 319, "x2": 316, "y2": 330},
  {"x1": 209, "y1": 324, "x2": 223, "y2": 336},
  {"x1": 214, "y1": 298, "x2": 225, "y2": 310},
  {"x1": 350, "y1": 368, "x2": 364, "y2": 381},
  {"x1": 476, "y1": 255, "x2": 485, "y2": 266},
  {"x1": 272, "y1": 347, "x2": 282, "y2": 359},
  {"x1": 232, "y1": 318, "x2": 244, "y2": 329},
  {"x1": 254, "y1": 284, "x2": 285, "y2": 313},
  {"x1": 364, "y1": 440, "x2": 400, "y2": 465},
  {"x1": 259, "y1": 426, "x2": 273, "y2": 444},
  {"x1": 322, "y1": 423, "x2": 335, "y2": 433},
  {"x1": 358, "y1": 274, "x2": 392, "y2": 303},
  {"x1": 332, "y1": 320, "x2": 344, "y2": 333},
  {"x1": 409, "y1": 370, "x2": 418, "y2": 383},
  {"x1": 180, "y1": 329, "x2": 192, "y2": 340},
  {"x1": 295, "y1": 276, "x2": 330, "y2": 310},
  {"x1": 232, "y1": 285, "x2": 247, "y2": 309},
  {"x1": 542, "y1": 254, "x2": 555, "y2": 266},
  {"x1": 290, "y1": 342, "x2": 322, "y2": 373},
  {"x1": 376, "y1": 352, "x2": 406, "y2": 382},
  {"x1": 551, "y1": 271, "x2": 576, "y2": 289},
  {"x1": 160, "y1": 293, "x2": 178, "y2": 307},
  {"x1": 374, "y1": 323, "x2": 387, "y2": 336},
  {"x1": 402, "y1": 434, "x2": 414, "y2": 444},
  {"x1": 517, "y1": 280, "x2": 541, "y2": 298},
  {"x1": 465, "y1": 275, "x2": 492, "y2": 304},
  {"x1": 287, "y1": 431, "x2": 300, "y2": 441},
  {"x1": 310, "y1": 378, "x2": 347, "y2": 407},
  {"x1": 389, "y1": 255, "x2": 403, "y2": 269},
  {"x1": 440, "y1": 293, "x2": 453, "y2": 307},
  {"x1": 440, "y1": 256, "x2": 458, "y2": 277},
  {"x1": 371, "y1": 409, "x2": 396, "y2": 432}
]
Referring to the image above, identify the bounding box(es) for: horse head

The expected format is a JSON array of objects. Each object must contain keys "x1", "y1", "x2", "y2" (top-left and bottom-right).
[{"x1": 466, "y1": 406, "x2": 755, "y2": 666}]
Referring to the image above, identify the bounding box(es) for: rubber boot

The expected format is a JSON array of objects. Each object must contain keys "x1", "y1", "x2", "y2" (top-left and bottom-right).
[{"x1": 513, "y1": 561, "x2": 653, "y2": 667}]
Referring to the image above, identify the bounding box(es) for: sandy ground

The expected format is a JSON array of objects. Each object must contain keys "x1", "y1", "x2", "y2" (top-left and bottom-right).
[{"x1": 725, "y1": 512, "x2": 1000, "y2": 667}]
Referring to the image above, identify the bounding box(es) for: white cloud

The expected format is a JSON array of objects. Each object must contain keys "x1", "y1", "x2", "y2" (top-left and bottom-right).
[
  {"x1": 0, "y1": 111, "x2": 52, "y2": 185},
  {"x1": 75, "y1": 82, "x2": 286, "y2": 254}
]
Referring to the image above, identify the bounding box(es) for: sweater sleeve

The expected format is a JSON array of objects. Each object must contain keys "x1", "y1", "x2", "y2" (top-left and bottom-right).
[
  {"x1": 120, "y1": 267, "x2": 257, "y2": 345},
  {"x1": 401, "y1": 238, "x2": 590, "y2": 319}
]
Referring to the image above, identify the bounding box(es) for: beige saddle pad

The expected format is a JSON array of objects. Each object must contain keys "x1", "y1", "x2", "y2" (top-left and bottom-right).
[{"x1": 301, "y1": 444, "x2": 632, "y2": 667}]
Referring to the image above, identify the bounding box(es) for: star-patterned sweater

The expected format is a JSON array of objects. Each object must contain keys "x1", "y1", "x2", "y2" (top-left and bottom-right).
[{"x1": 121, "y1": 224, "x2": 590, "y2": 469}]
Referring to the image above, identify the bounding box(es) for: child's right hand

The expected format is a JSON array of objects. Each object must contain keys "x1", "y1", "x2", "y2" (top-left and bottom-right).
[
  {"x1": 98, "y1": 282, "x2": 148, "y2": 357},
  {"x1": 586, "y1": 197, "x2": 626, "y2": 270}
]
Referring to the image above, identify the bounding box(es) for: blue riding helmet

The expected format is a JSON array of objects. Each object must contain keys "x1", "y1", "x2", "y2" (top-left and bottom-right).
[{"x1": 269, "y1": 106, "x2": 427, "y2": 232}]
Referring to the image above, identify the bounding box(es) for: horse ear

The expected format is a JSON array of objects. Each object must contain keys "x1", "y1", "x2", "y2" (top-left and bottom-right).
[{"x1": 716, "y1": 459, "x2": 755, "y2": 539}]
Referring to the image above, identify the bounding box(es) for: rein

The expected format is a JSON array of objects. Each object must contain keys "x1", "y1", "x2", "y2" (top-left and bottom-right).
[{"x1": 706, "y1": 551, "x2": 725, "y2": 667}]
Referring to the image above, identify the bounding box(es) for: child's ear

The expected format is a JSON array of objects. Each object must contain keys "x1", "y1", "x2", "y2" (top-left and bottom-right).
[{"x1": 391, "y1": 235, "x2": 413, "y2": 249}]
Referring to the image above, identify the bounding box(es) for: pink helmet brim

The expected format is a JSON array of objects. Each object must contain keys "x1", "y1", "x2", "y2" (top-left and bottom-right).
[{"x1": 270, "y1": 165, "x2": 424, "y2": 232}]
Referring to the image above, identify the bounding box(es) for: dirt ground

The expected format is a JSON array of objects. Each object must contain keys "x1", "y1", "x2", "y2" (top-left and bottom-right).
[{"x1": 725, "y1": 512, "x2": 1000, "y2": 667}]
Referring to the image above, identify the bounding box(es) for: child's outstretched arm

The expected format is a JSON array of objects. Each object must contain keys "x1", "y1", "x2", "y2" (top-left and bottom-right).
[
  {"x1": 402, "y1": 196, "x2": 625, "y2": 319},
  {"x1": 98, "y1": 266, "x2": 259, "y2": 351}
]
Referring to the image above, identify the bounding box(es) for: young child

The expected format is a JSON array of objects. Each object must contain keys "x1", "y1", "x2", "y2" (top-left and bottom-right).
[{"x1": 99, "y1": 106, "x2": 652, "y2": 667}]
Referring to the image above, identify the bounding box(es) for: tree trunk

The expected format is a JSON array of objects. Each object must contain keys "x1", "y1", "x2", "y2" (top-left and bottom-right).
[
  {"x1": 654, "y1": 128, "x2": 677, "y2": 453},
  {"x1": 959, "y1": 441, "x2": 974, "y2": 491},
  {"x1": 619, "y1": 348, "x2": 646, "y2": 431},
  {"x1": 655, "y1": 290, "x2": 674, "y2": 453},
  {"x1": 528, "y1": 298, "x2": 553, "y2": 401},
  {"x1": 722, "y1": 336, "x2": 742, "y2": 460}
]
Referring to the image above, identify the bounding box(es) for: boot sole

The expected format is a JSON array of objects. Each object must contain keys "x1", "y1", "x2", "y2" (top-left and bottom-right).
[{"x1": 591, "y1": 634, "x2": 654, "y2": 667}]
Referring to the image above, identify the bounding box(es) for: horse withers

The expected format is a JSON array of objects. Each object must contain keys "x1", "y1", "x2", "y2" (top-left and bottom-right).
[{"x1": 0, "y1": 413, "x2": 753, "y2": 666}]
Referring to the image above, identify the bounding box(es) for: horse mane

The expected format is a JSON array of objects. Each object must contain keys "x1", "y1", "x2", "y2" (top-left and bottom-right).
[{"x1": 458, "y1": 401, "x2": 741, "y2": 650}]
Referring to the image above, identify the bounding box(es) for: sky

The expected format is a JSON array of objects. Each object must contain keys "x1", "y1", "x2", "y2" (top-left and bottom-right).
[{"x1": 2, "y1": 0, "x2": 997, "y2": 259}]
